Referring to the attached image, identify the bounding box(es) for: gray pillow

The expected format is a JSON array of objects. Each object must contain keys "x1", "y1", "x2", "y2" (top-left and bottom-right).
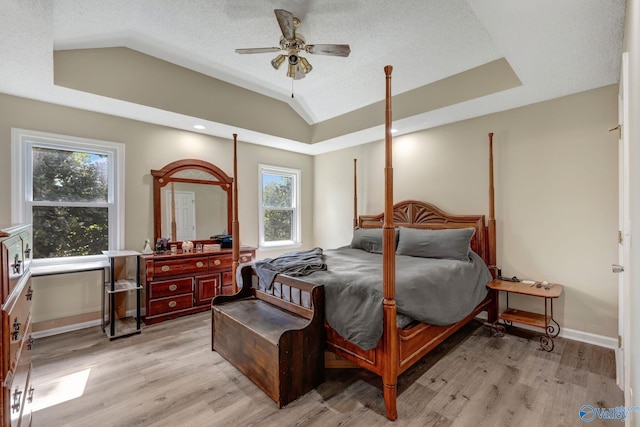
[
  {"x1": 396, "y1": 227, "x2": 475, "y2": 261},
  {"x1": 350, "y1": 227, "x2": 398, "y2": 254}
]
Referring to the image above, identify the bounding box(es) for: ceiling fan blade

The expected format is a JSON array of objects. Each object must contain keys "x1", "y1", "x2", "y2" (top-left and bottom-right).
[
  {"x1": 274, "y1": 9, "x2": 295, "y2": 41},
  {"x1": 306, "y1": 44, "x2": 351, "y2": 57},
  {"x1": 235, "y1": 47, "x2": 281, "y2": 54}
]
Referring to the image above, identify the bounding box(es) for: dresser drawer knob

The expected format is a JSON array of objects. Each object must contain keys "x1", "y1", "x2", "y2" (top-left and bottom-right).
[
  {"x1": 241, "y1": 256, "x2": 249, "y2": 262},
  {"x1": 27, "y1": 386, "x2": 34, "y2": 403},
  {"x1": 12, "y1": 254, "x2": 22, "y2": 274},
  {"x1": 26, "y1": 286, "x2": 33, "y2": 301},
  {"x1": 168, "y1": 301, "x2": 177, "y2": 308},
  {"x1": 11, "y1": 388, "x2": 22, "y2": 413},
  {"x1": 28, "y1": 336, "x2": 34, "y2": 351},
  {"x1": 213, "y1": 259, "x2": 221, "y2": 266},
  {"x1": 169, "y1": 284, "x2": 178, "y2": 291},
  {"x1": 196, "y1": 261, "x2": 205, "y2": 268},
  {"x1": 161, "y1": 265, "x2": 170, "y2": 272},
  {"x1": 12, "y1": 318, "x2": 21, "y2": 341}
]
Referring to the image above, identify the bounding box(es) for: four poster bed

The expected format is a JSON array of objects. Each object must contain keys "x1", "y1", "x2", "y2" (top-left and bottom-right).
[{"x1": 219, "y1": 66, "x2": 499, "y2": 420}]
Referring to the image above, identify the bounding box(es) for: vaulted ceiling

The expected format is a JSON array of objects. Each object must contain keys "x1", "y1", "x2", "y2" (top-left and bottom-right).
[{"x1": 0, "y1": 0, "x2": 626, "y2": 154}]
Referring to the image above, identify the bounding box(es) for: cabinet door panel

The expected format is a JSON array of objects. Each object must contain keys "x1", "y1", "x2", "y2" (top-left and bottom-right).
[{"x1": 195, "y1": 274, "x2": 220, "y2": 305}]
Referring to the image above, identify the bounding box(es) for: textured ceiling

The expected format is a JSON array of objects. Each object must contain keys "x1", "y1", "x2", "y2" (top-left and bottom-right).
[{"x1": 0, "y1": 0, "x2": 627, "y2": 154}]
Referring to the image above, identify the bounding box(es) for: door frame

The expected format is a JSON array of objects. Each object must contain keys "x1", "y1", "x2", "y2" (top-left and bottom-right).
[
  {"x1": 616, "y1": 52, "x2": 631, "y2": 410},
  {"x1": 164, "y1": 188, "x2": 196, "y2": 241}
]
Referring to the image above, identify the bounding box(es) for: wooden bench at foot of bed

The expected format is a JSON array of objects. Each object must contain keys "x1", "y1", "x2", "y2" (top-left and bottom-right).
[{"x1": 211, "y1": 266, "x2": 325, "y2": 408}]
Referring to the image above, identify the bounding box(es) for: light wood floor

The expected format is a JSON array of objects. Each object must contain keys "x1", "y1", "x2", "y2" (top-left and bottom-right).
[{"x1": 31, "y1": 313, "x2": 623, "y2": 426}]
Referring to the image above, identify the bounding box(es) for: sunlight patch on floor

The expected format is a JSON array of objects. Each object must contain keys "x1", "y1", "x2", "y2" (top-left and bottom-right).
[{"x1": 32, "y1": 369, "x2": 90, "y2": 412}]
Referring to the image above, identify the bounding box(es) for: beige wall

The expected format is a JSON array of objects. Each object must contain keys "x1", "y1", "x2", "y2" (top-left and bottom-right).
[
  {"x1": 0, "y1": 84, "x2": 621, "y2": 341},
  {"x1": 0, "y1": 93, "x2": 314, "y2": 326},
  {"x1": 314, "y1": 85, "x2": 619, "y2": 339}
]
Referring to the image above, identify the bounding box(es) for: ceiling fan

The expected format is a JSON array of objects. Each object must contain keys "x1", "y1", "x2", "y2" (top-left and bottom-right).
[{"x1": 235, "y1": 9, "x2": 351, "y2": 80}]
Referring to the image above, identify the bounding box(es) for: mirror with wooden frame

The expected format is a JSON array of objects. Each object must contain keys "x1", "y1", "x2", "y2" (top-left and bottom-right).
[{"x1": 152, "y1": 159, "x2": 233, "y2": 243}]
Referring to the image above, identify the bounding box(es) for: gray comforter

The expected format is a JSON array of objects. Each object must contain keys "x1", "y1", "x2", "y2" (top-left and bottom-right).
[
  {"x1": 300, "y1": 247, "x2": 491, "y2": 351},
  {"x1": 254, "y1": 247, "x2": 326, "y2": 290},
  {"x1": 239, "y1": 246, "x2": 491, "y2": 351}
]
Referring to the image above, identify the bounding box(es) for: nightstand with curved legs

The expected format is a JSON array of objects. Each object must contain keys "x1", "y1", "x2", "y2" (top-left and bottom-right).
[{"x1": 487, "y1": 279, "x2": 564, "y2": 352}]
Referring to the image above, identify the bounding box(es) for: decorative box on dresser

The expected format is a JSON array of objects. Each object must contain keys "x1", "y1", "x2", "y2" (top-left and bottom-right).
[
  {"x1": 141, "y1": 247, "x2": 255, "y2": 325},
  {"x1": 0, "y1": 225, "x2": 33, "y2": 427}
]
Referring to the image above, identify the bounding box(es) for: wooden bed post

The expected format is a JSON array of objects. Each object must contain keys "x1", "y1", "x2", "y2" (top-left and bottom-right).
[
  {"x1": 382, "y1": 65, "x2": 399, "y2": 421},
  {"x1": 353, "y1": 158, "x2": 358, "y2": 229},
  {"x1": 488, "y1": 132, "x2": 497, "y2": 273},
  {"x1": 487, "y1": 132, "x2": 499, "y2": 323},
  {"x1": 231, "y1": 133, "x2": 240, "y2": 293}
]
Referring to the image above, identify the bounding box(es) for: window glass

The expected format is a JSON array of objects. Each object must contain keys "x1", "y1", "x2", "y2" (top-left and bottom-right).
[
  {"x1": 259, "y1": 165, "x2": 300, "y2": 248},
  {"x1": 32, "y1": 147, "x2": 108, "y2": 202}
]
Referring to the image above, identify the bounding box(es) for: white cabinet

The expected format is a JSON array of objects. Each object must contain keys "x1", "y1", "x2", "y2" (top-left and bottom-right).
[{"x1": 102, "y1": 250, "x2": 142, "y2": 339}]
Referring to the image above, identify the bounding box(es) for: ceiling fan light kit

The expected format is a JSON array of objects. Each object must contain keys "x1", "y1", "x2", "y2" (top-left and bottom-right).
[
  {"x1": 271, "y1": 54, "x2": 286, "y2": 70},
  {"x1": 236, "y1": 9, "x2": 350, "y2": 81}
]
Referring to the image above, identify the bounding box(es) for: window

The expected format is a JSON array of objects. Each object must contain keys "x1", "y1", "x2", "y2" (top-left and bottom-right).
[
  {"x1": 258, "y1": 165, "x2": 301, "y2": 248},
  {"x1": 12, "y1": 129, "x2": 124, "y2": 265}
]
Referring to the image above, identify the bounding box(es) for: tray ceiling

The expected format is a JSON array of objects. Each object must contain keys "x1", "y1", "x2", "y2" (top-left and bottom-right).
[{"x1": 0, "y1": 0, "x2": 626, "y2": 154}]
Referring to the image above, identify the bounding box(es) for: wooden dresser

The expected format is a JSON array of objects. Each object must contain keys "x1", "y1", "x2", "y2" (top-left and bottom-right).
[
  {"x1": 141, "y1": 247, "x2": 255, "y2": 325},
  {"x1": 0, "y1": 225, "x2": 33, "y2": 427}
]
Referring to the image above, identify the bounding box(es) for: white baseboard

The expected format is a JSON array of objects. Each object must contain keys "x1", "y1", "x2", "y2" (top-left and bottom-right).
[
  {"x1": 33, "y1": 308, "x2": 145, "y2": 339},
  {"x1": 475, "y1": 312, "x2": 617, "y2": 350},
  {"x1": 32, "y1": 319, "x2": 102, "y2": 339},
  {"x1": 34, "y1": 311, "x2": 616, "y2": 350}
]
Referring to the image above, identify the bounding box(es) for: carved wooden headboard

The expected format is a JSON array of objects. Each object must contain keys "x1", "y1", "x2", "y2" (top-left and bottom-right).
[{"x1": 357, "y1": 200, "x2": 489, "y2": 265}]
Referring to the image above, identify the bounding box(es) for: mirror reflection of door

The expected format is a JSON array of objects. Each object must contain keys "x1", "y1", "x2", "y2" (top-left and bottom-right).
[{"x1": 164, "y1": 189, "x2": 196, "y2": 241}]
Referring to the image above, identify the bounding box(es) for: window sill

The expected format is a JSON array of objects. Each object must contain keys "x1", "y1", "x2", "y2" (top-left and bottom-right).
[
  {"x1": 31, "y1": 261, "x2": 110, "y2": 277},
  {"x1": 258, "y1": 242, "x2": 303, "y2": 252},
  {"x1": 30, "y1": 256, "x2": 109, "y2": 277}
]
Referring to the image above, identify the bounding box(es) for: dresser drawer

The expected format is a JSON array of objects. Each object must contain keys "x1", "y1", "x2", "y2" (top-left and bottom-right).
[
  {"x1": 148, "y1": 294, "x2": 193, "y2": 316},
  {"x1": 222, "y1": 271, "x2": 233, "y2": 286},
  {"x1": 239, "y1": 253, "x2": 253, "y2": 264},
  {"x1": 7, "y1": 355, "x2": 31, "y2": 427},
  {"x1": 19, "y1": 230, "x2": 32, "y2": 277},
  {"x1": 4, "y1": 234, "x2": 25, "y2": 300},
  {"x1": 208, "y1": 254, "x2": 233, "y2": 269},
  {"x1": 148, "y1": 277, "x2": 192, "y2": 299},
  {"x1": 153, "y1": 257, "x2": 209, "y2": 277},
  {"x1": 220, "y1": 271, "x2": 234, "y2": 295},
  {"x1": 4, "y1": 278, "x2": 33, "y2": 378}
]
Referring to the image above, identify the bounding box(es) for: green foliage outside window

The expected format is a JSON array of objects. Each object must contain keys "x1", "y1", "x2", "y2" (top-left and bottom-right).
[
  {"x1": 31, "y1": 147, "x2": 109, "y2": 258},
  {"x1": 262, "y1": 174, "x2": 293, "y2": 242}
]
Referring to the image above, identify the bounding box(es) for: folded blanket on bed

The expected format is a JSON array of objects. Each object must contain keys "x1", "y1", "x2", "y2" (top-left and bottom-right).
[{"x1": 254, "y1": 247, "x2": 327, "y2": 290}]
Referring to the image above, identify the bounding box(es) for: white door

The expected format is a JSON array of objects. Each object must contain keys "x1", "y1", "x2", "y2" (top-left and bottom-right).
[
  {"x1": 165, "y1": 190, "x2": 196, "y2": 241},
  {"x1": 615, "y1": 52, "x2": 630, "y2": 408}
]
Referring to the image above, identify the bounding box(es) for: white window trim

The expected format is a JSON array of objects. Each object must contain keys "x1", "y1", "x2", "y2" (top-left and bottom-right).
[
  {"x1": 11, "y1": 128, "x2": 125, "y2": 267},
  {"x1": 258, "y1": 164, "x2": 301, "y2": 250}
]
